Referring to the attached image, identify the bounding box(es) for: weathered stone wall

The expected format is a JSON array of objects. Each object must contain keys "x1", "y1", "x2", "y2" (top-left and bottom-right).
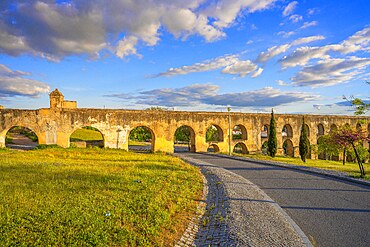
[
  {"x1": 0, "y1": 107, "x2": 369, "y2": 156},
  {"x1": 62, "y1": 101, "x2": 77, "y2": 109}
]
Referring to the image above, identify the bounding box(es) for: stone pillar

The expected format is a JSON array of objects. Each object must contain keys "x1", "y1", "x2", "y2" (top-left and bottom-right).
[
  {"x1": 153, "y1": 137, "x2": 174, "y2": 153},
  {"x1": 217, "y1": 141, "x2": 229, "y2": 153},
  {"x1": 293, "y1": 146, "x2": 300, "y2": 158},
  {"x1": 103, "y1": 126, "x2": 130, "y2": 150},
  {"x1": 276, "y1": 131, "x2": 284, "y2": 156},
  {"x1": 195, "y1": 135, "x2": 208, "y2": 152},
  {"x1": 56, "y1": 131, "x2": 70, "y2": 148},
  {"x1": 0, "y1": 131, "x2": 6, "y2": 148}
]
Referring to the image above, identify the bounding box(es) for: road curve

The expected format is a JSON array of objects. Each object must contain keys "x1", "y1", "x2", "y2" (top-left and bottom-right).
[{"x1": 179, "y1": 153, "x2": 370, "y2": 247}]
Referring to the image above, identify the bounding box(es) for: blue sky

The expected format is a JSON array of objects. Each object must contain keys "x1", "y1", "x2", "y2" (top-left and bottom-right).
[{"x1": 0, "y1": 0, "x2": 369, "y2": 115}]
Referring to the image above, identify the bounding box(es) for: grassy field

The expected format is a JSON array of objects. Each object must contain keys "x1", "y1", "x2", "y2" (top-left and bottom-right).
[
  {"x1": 0, "y1": 148, "x2": 202, "y2": 246},
  {"x1": 70, "y1": 128, "x2": 104, "y2": 142},
  {"x1": 128, "y1": 141, "x2": 151, "y2": 146},
  {"x1": 235, "y1": 153, "x2": 370, "y2": 180}
]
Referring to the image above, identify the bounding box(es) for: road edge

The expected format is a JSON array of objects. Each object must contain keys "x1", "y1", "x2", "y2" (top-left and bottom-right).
[
  {"x1": 178, "y1": 154, "x2": 313, "y2": 247},
  {"x1": 209, "y1": 153, "x2": 370, "y2": 187}
]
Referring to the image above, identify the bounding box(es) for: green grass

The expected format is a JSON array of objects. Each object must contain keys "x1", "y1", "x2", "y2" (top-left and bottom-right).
[
  {"x1": 128, "y1": 140, "x2": 151, "y2": 146},
  {"x1": 235, "y1": 153, "x2": 370, "y2": 180},
  {"x1": 5, "y1": 136, "x2": 13, "y2": 144},
  {"x1": 70, "y1": 129, "x2": 104, "y2": 142},
  {"x1": 0, "y1": 148, "x2": 202, "y2": 246}
]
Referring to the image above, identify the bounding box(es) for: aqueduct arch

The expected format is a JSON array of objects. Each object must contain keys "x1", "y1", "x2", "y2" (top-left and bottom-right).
[
  {"x1": 232, "y1": 124, "x2": 247, "y2": 140},
  {"x1": 233, "y1": 142, "x2": 248, "y2": 154},
  {"x1": 317, "y1": 124, "x2": 325, "y2": 136},
  {"x1": 0, "y1": 89, "x2": 369, "y2": 158},
  {"x1": 5, "y1": 126, "x2": 39, "y2": 150},
  {"x1": 69, "y1": 126, "x2": 105, "y2": 148},
  {"x1": 174, "y1": 125, "x2": 196, "y2": 152},
  {"x1": 128, "y1": 126, "x2": 155, "y2": 152}
]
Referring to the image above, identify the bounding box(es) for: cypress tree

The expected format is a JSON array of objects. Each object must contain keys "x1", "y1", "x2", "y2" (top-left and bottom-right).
[
  {"x1": 267, "y1": 109, "x2": 277, "y2": 157},
  {"x1": 299, "y1": 117, "x2": 310, "y2": 162}
]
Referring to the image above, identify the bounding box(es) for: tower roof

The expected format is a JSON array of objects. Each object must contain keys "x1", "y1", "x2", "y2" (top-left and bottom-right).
[{"x1": 50, "y1": 88, "x2": 64, "y2": 97}]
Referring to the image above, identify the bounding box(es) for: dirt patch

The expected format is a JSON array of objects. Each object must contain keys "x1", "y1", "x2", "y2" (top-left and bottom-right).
[{"x1": 6, "y1": 134, "x2": 38, "y2": 150}]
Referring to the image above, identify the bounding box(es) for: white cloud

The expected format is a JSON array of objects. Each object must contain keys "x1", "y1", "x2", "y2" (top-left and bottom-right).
[
  {"x1": 221, "y1": 60, "x2": 258, "y2": 77},
  {"x1": 283, "y1": 1, "x2": 298, "y2": 16},
  {"x1": 280, "y1": 46, "x2": 332, "y2": 68},
  {"x1": 0, "y1": 0, "x2": 276, "y2": 60},
  {"x1": 0, "y1": 64, "x2": 50, "y2": 98},
  {"x1": 291, "y1": 35, "x2": 324, "y2": 46},
  {"x1": 203, "y1": 0, "x2": 275, "y2": 28},
  {"x1": 257, "y1": 35, "x2": 325, "y2": 63},
  {"x1": 278, "y1": 31, "x2": 296, "y2": 38},
  {"x1": 106, "y1": 84, "x2": 318, "y2": 108},
  {"x1": 251, "y1": 67, "x2": 264, "y2": 78},
  {"x1": 162, "y1": 8, "x2": 197, "y2": 38},
  {"x1": 277, "y1": 27, "x2": 370, "y2": 88},
  {"x1": 299, "y1": 21, "x2": 318, "y2": 30},
  {"x1": 289, "y1": 14, "x2": 303, "y2": 23},
  {"x1": 277, "y1": 80, "x2": 291, "y2": 86},
  {"x1": 155, "y1": 55, "x2": 262, "y2": 78},
  {"x1": 155, "y1": 55, "x2": 238, "y2": 76},
  {"x1": 205, "y1": 87, "x2": 318, "y2": 107},
  {"x1": 341, "y1": 26, "x2": 370, "y2": 52},
  {"x1": 194, "y1": 14, "x2": 226, "y2": 42},
  {"x1": 279, "y1": 27, "x2": 370, "y2": 68},
  {"x1": 307, "y1": 8, "x2": 318, "y2": 16},
  {"x1": 291, "y1": 56, "x2": 370, "y2": 87},
  {"x1": 257, "y1": 44, "x2": 291, "y2": 63},
  {"x1": 0, "y1": 64, "x2": 29, "y2": 77},
  {"x1": 116, "y1": 36, "x2": 141, "y2": 59}
]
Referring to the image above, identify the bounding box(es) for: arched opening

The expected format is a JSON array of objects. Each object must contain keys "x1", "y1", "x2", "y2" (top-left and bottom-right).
[
  {"x1": 343, "y1": 123, "x2": 350, "y2": 130},
  {"x1": 282, "y1": 124, "x2": 293, "y2": 138},
  {"x1": 232, "y1": 125, "x2": 247, "y2": 140},
  {"x1": 330, "y1": 124, "x2": 337, "y2": 133},
  {"x1": 174, "y1": 125, "x2": 196, "y2": 153},
  {"x1": 356, "y1": 123, "x2": 362, "y2": 131},
  {"x1": 206, "y1": 125, "x2": 223, "y2": 142},
  {"x1": 261, "y1": 141, "x2": 268, "y2": 155},
  {"x1": 261, "y1": 124, "x2": 269, "y2": 138},
  {"x1": 207, "y1": 144, "x2": 220, "y2": 153},
  {"x1": 70, "y1": 126, "x2": 104, "y2": 148},
  {"x1": 283, "y1": 139, "x2": 294, "y2": 157},
  {"x1": 128, "y1": 126, "x2": 154, "y2": 153},
  {"x1": 317, "y1": 124, "x2": 324, "y2": 136},
  {"x1": 5, "y1": 126, "x2": 38, "y2": 150},
  {"x1": 233, "y1": 142, "x2": 249, "y2": 154}
]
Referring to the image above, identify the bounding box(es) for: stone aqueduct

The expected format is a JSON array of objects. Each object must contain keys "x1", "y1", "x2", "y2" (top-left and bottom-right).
[{"x1": 1, "y1": 89, "x2": 370, "y2": 158}]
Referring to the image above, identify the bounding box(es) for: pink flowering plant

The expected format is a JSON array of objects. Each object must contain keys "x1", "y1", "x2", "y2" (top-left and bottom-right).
[{"x1": 332, "y1": 129, "x2": 369, "y2": 177}]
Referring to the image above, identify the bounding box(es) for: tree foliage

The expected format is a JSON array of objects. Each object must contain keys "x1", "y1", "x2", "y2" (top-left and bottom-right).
[
  {"x1": 317, "y1": 135, "x2": 340, "y2": 160},
  {"x1": 206, "y1": 126, "x2": 219, "y2": 142},
  {"x1": 129, "y1": 127, "x2": 152, "y2": 142},
  {"x1": 346, "y1": 81, "x2": 370, "y2": 115},
  {"x1": 299, "y1": 118, "x2": 310, "y2": 162},
  {"x1": 267, "y1": 109, "x2": 277, "y2": 157},
  {"x1": 332, "y1": 128, "x2": 368, "y2": 177},
  {"x1": 174, "y1": 126, "x2": 191, "y2": 143},
  {"x1": 352, "y1": 98, "x2": 370, "y2": 116}
]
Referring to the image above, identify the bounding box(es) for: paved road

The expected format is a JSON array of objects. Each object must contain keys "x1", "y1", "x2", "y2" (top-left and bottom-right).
[{"x1": 179, "y1": 153, "x2": 370, "y2": 247}]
